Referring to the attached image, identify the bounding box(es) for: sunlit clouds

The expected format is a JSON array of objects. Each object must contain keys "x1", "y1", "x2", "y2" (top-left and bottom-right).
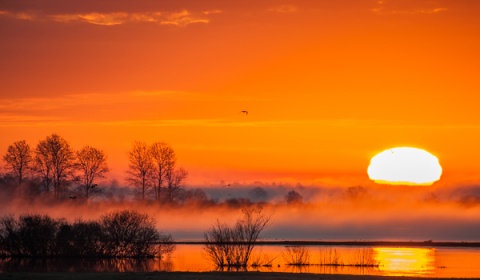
[
  {"x1": 1, "y1": 9, "x2": 218, "y2": 27},
  {"x1": 159, "y1": 10, "x2": 210, "y2": 27},
  {"x1": 52, "y1": 10, "x2": 214, "y2": 27},
  {"x1": 373, "y1": 0, "x2": 447, "y2": 15},
  {"x1": 52, "y1": 12, "x2": 129, "y2": 26}
]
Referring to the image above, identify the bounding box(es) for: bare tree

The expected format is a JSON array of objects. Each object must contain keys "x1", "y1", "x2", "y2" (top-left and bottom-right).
[
  {"x1": 126, "y1": 141, "x2": 153, "y2": 200},
  {"x1": 75, "y1": 146, "x2": 109, "y2": 199},
  {"x1": 148, "y1": 141, "x2": 187, "y2": 203},
  {"x1": 204, "y1": 206, "x2": 271, "y2": 268},
  {"x1": 163, "y1": 167, "x2": 188, "y2": 203},
  {"x1": 2, "y1": 140, "x2": 32, "y2": 186},
  {"x1": 34, "y1": 134, "x2": 75, "y2": 198},
  {"x1": 149, "y1": 142, "x2": 175, "y2": 201}
]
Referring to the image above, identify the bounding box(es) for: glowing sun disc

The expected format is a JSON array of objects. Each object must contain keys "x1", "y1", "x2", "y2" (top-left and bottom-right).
[{"x1": 367, "y1": 147, "x2": 442, "y2": 185}]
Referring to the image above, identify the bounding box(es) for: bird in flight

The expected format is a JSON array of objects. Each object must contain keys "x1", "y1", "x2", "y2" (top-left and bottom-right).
[{"x1": 240, "y1": 110, "x2": 248, "y2": 115}]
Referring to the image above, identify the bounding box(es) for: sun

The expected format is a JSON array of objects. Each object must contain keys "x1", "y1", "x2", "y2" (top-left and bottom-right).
[{"x1": 367, "y1": 147, "x2": 442, "y2": 186}]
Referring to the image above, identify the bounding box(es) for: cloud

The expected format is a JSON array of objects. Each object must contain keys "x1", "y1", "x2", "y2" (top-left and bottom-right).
[
  {"x1": 1, "y1": 9, "x2": 219, "y2": 27},
  {"x1": 2, "y1": 91, "x2": 480, "y2": 130},
  {"x1": 0, "y1": 91, "x2": 266, "y2": 128},
  {"x1": 159, "y1": 10, "x2": 209, "y2": 27},
  {"x1": 373, "y1": 0, "x2": 447, "y2": 15},
  {"x1": 0, "y1": 114, "x2": 63, "y2": 127},
  {"x1": 0, "y1": 10, "x2": 37, "y2": 20},
  {"x1": 54, "y1": 10, "x2": 211, "y2": 27},
  {"x1": 2, "y1": 91, "x2": 479, "y2": 132},
  {"x1": 268, "y1": 5, "x2": 298, "y2": 14},
  {"x1": 202, "y1": 10, "x2": 222, "y2": 16},
  {"x1": 52, "y1": 12, "x2": 129, "y2": 26}
]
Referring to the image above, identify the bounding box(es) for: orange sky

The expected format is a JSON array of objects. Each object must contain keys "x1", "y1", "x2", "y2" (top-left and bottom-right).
[{"x1": 1, "y1": 0, "x2": 480, "y2": 187}]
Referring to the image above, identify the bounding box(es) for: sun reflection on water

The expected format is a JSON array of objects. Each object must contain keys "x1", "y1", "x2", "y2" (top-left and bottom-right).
[{"x1": 374, "y1": 247, "x2": 435, "y2": 276}]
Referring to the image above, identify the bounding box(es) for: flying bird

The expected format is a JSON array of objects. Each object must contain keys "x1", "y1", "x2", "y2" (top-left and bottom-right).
[
  {"x1": 90, "y1": 184, "x2": 97, "y2": 189},
  {"x1": 240, "y1": 110, "x2": 248, "y2": 115},
  {"x1": 69, "y1": 196, "x2": 77, "y2": 200}
]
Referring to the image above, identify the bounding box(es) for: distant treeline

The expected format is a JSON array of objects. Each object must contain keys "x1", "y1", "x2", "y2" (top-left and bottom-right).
[
  {"x1": 0, "y1": 133, "x2": 187, "y2": 202},
  {"x1": 0, "y1": 210, "x2": 174, "y2": 258},
  {"x1": 1, "y1": 133, "x2": 305, "y2": 206}
]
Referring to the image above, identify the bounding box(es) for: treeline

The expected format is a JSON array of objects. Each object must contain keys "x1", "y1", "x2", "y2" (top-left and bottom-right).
[
  {"x1": 0, "y1": 210, "x2": 174, "y2": 258},
  {"x1": 1, "y1": 133, "x2": 187, "y2": 202},
  {"x1": 1, "y1": 133, "x2": 307, "y2": 206}
]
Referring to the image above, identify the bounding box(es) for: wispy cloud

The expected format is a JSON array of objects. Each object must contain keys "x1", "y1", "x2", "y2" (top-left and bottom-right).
[
  {"x1": 373, "y1": 0, "x2": 447, "y2": 15},
  {"x1": 0, "y1": 10, "x2": 37, "y2": 20},
  {"x1": 1, "y1": 91, "x2": 479, "y2": 130},
  {"x1": 1, "y1": 9, "x2": 221, "y2": 27},
  {"x1": 52, "y1": 12, "x2": 129, "y2": 26},
  {"x1": 0, "y1": 116, "x2": 227, "y2": 128},
  {"x1": 0, "y1": 91, "x2": 249, "y2": 127},
  {"x1": 268, "y1": 5, "x2": 298, "y2": 14},
  {"x1": 159, "y1": 10, "x2": 209, "y2": 27},
  {"x1": 202, "y1": 10, "x2": 222, "y2": 16}
]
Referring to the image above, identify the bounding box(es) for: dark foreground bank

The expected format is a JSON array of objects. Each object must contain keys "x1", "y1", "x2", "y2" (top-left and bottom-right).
[{"x1": 0, "y1": 272, "x2": 477, "y2": 280}]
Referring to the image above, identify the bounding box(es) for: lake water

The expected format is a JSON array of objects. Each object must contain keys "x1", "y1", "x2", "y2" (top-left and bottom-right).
[{"x1": 2, "y1": 244, "x2": 480, "y2": 277}]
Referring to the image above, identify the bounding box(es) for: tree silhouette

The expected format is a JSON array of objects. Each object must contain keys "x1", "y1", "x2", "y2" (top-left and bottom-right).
[
  {"x1": 249, "y1": 187, "x2": 268, "y2": 202},
  {"x1": 34, "y1": 134, "x2": 75, "y2": 198},
  {"x1": 75, "y1": 146, "x2": 109, "y2": 199},
  {"x1": 2, "y1": 140, "x2": 32, "y2": 186},
  {"x1": 126, "y1": 141, "x2": 187, "y2": 201},
  {"x1": 126, "y1": 141, "x2": 154, "y2": 200},
  {"x1": 150, "y1": 142, "x2": 176, "y2": 201},
  {"x1": 163, "y1": 167, "x2": 188, "y2": 203},
  {"x1": 285, "y1": 190, "x2": 303, "y2": 204},
  {"x1": 180, "y1": 188, "x2": 209, "y2": 205}
]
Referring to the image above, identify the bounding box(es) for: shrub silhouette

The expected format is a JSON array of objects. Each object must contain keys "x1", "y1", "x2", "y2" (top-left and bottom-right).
[
  {"x1": 100, "y1": 210, "x2": 160, "y2": 258},
  {"x1": 204, "y1": 207, "x2": 271, "y2": 268},
  {"x1": 0, "y1": 215, "x2": 18, "y2": 257},
  {"x1": 55, "y1": 220, "x2": 103, "y2": 257},
  {"x1": 0, "y1": 214, "x2": 59, "y2": 257},
  {"x1": 283, "y1": 246, "x2": 311, "y2": 265},
  {"x1": 0, "y1": 210, "x2": 170, "y2": 258}
]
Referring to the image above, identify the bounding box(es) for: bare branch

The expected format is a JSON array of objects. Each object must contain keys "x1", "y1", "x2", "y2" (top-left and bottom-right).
[
  {"x1": 2, "y1": 140, "x2": 32, "y2": 186},
  {"x1": 75, "y1": 146, "x2": 109, "y2": 199}
]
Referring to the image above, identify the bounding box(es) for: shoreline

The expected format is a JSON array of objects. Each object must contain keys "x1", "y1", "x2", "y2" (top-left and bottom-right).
[
  {"x1": 1, "y1": 272, "x2": 479, "y2": 280},
  {"x1": 165, "y1": 240, "x2": 480, "y2": 248}
]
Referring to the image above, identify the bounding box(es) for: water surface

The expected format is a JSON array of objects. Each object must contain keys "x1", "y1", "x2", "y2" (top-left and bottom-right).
[{"x1": 2, "y1": 244, "x2": 480, "y2": 277}]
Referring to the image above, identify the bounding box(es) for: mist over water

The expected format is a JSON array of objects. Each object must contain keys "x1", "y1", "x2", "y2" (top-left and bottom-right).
[{"x1": 1, "y1": 180, "x2": 480, "y2": 242}]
